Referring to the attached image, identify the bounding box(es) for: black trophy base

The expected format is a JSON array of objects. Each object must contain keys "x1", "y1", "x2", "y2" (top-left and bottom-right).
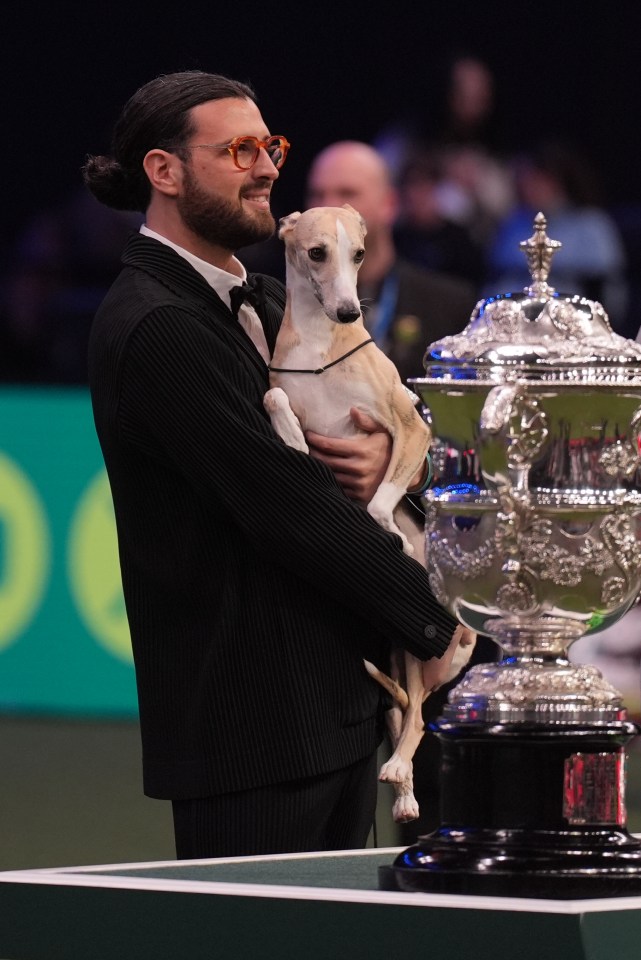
[
  {"x1": 380, "y1": 717, "x2": 641, "y2": 899},
  {"x1": 380, "y1": 825, "x2": 641, "y2": 899}
]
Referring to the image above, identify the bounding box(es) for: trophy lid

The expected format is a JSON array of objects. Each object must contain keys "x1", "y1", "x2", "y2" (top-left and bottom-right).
[{"x1": 424, "y1": 212, "x2": 641, "y2": 376}]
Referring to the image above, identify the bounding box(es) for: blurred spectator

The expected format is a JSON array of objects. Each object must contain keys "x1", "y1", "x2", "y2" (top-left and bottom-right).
[
  {"x1": 433, "y1": 55, "x2": 515, "y2": 248},
  {"x1": 610, "y1": 202, "x2": 641, "y2": 341},
  {"x1": 392, "y1": 147, "x2": 487, "y2": 290},
  {"x1": 375, "y1": 54, "x2": 514, "y2": 255},
  {"x1": 439, "y1": 54, "x2": 501, "y2": 148},
  {"x1": 305, "y1": 140, "x2": 478, "y2": 382},
  {"x1": 3, "y1": 188, "x2": 142, "y2": 383},
  {"x1": 486, "y1": 140, "x2": 629, "y2": 331}
]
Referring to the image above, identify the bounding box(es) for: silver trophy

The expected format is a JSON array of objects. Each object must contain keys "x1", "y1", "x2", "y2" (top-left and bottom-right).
[{"x1": 383, "y1": 213, "x2": 641, "y2": 898}]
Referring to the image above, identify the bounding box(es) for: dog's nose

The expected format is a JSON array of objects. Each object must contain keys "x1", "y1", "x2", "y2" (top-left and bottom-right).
[{"x1": 336, "y1": 308, "x2": 361, "y2": 324}]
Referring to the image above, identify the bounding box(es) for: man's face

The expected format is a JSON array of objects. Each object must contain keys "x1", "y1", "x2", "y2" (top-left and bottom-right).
[
  {"x1": 177, "y1": 98, "x2": 280, "y2": 250},
  {"x1": 305, "y1": 146, "x2": 396, "y2": 234}
]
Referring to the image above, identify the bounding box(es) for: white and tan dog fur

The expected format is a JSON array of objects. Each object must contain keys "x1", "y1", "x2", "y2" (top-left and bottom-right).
[{"x1": 264, "y1": 204, "x2": 475, "y2": 822}]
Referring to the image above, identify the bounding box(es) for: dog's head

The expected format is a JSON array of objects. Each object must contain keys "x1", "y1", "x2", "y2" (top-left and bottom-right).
[{"x1": 278, "y1": 204, "x2": 367, "y2": 324}]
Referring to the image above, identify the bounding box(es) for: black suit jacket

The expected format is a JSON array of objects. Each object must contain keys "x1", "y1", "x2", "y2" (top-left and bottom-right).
[{"x1": 88, "y1": 233, "x2": 457, "y2": 800}]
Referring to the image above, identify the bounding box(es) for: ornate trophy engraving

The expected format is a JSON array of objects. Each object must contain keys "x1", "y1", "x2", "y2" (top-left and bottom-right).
[{"x1": 382, "y1": 214, "x2": 641, "y2": 897}]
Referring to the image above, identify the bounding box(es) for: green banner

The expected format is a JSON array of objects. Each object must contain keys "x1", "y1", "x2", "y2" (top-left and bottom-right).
[{"x1": 0, "y1": 387, "x2": 136, "y2": 716}]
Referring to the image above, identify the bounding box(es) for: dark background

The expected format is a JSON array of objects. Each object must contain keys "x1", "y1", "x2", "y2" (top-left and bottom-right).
[{"x1": 4, "y1": 1, "x2": 641, "y2": 240}]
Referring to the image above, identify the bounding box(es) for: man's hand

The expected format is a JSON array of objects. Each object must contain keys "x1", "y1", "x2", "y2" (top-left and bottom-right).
[
  {"x1": 305, "y1": 407, "x2": 391, "y2": 504},
  {"x1": 422, "y1": 624, "x2": 477, "y2": 692}
]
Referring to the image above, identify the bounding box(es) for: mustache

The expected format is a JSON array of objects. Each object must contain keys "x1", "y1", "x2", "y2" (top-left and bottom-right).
[{"x1": 240, "y1": 178, "x2": 273, "y2": 198}]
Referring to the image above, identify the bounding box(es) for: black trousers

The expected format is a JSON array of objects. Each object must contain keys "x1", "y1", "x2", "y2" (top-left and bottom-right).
[{"x1": 171, "y1": 750, "x2": 379, "y2": 859}]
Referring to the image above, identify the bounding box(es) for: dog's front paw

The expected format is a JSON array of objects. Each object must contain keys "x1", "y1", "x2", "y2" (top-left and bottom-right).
[{"x1": 264, "y1": 388, "x2": 309, "y2": 453}]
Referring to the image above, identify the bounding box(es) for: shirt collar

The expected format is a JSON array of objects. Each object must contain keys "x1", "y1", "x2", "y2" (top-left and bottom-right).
[{"x1": 140, "y1": 225, "x2": 247, "y2": 310}]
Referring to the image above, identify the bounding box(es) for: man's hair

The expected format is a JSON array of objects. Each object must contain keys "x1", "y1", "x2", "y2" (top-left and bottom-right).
[{"x1": 82, "y1": 71, "x2": 256, "y2": 213}]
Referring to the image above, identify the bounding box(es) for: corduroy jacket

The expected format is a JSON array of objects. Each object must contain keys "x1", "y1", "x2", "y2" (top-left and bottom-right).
[{"x1": 88, "y1": 233, "x2": 458, "y2": 800}]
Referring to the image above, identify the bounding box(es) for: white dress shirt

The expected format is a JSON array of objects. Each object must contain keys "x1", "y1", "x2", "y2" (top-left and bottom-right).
[{"x1": 140, "y1": 225, "x2": 271, "y2": 363}]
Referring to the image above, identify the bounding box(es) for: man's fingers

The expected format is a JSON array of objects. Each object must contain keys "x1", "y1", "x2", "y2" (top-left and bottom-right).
[
  {"x1": 306, "y1": 416, "x2": 391, "y2": 504},
  {"x1": 306, "y1": 431, "x2": 354, "y2": 457},
  {"x1": 308, "y1": 447, "x2": 362, "y2": 476}
]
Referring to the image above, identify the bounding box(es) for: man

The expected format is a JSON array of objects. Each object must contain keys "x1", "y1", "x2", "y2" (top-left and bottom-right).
[
  {"x1": 82, "y1": 70, "x2": 463, "y2": 860},
  {"x1": 305, "y1": 140, "x2": 478, "y2": 383},
  {"x1": 306, "y1": 139, "x2": 493, "y2": 841}
]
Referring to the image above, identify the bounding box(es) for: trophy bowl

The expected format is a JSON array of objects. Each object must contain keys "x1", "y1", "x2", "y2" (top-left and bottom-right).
[{"x1": 381, "y1": 213, "x2": 641, "y2": 898}]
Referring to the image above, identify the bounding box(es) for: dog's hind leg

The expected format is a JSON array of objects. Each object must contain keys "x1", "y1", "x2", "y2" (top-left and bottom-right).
[
  {"x1": 363, "y1": 658, "x2": 409, "y2": 711},
  {"x1": 384, "y1": 630, "x2": 477, "y2": 823},
  {"x1": 378, "y1": 654, "x2": 426, "y2": 790},
  {"x1": 366, "y1": 653, "x2": 421, "y2": 823},
  {"x1": 383, "y1": 629, "x2": 476, "y2": 786},
  {"x1": 381, "y1": 702, "x2": 420, "y2": 823},
  {"x1": 264, "y1": 387, "x2": 309, "y2": 453}
]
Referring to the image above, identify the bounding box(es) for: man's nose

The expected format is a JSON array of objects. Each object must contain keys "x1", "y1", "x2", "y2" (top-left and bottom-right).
[{"x1": 253, "y1": 149, "x2": 280, "y2": 180}]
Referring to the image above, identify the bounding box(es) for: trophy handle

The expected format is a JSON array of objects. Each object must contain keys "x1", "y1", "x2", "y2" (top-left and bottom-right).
[{"x1": 479, "y1": 383, "x2": 549, "y2": 499}]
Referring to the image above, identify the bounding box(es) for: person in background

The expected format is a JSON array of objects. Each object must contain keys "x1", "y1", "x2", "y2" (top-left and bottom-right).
[
  {"x1": 486, "y1": 140, "x2": 629, "y2": 333},
  {"x1": 305, "y1": 140, "x2": 478, "y2": 384},
  {"x1": 392, "y1": 147, "x2": 487, "y2": 291},
  {"x1": 82, "y1": 70, "x2": 467, "y2": 860},
  {"x1": 374, "y1": 53, "x2": 514, "y2": 261},
  {"x1": 431, "y1": 55, "x2": 514, "y2": 249}
]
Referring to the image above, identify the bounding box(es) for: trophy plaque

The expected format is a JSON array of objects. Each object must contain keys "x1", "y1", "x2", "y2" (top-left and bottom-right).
[{"x1": 381, "y1": 213, "x2": 641, "y2": 898}]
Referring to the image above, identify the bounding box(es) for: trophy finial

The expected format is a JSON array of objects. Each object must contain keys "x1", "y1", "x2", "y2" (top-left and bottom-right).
[{"x1": 520, "y1": 211, "x2": 562, "y2": 298}]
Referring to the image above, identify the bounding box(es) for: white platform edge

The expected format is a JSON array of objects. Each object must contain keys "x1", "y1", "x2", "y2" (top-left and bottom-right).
[{"x1": 2, "y1": 847, "x2": 641, "y2": 915}]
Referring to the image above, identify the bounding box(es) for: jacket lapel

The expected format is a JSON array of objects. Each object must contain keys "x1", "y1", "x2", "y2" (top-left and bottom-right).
[{"x1": 121, "y1": 234, "x2": 281, "y2": 387}]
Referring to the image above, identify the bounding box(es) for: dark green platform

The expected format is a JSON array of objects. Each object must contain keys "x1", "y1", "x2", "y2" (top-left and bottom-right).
[{"x1": 1, "y1": 847, "x2": 641, "y2": 960}]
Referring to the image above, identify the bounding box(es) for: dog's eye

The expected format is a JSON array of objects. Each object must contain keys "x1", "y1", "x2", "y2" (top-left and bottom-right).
[
  {"x1": 354, "y1": 248, "x2": 365, "y2": 263},
  {"x1": 308, "y1": 247, "x2": 326, "y2": 262}
]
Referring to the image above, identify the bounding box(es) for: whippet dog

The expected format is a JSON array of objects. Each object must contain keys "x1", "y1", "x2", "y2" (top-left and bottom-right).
[{"x1": 264, "y1": 204, "x2": 475, "y2": 823}]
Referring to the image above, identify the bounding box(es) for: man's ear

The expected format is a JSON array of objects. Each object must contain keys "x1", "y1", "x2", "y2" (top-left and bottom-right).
[{"x1": 142, "y1": 149, "x2": 183, "y2": 197}]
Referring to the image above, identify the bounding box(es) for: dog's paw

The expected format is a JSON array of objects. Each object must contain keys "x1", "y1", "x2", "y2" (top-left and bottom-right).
[
  {"x1": 379, "y1": 756, "x2": 412, "y2": 785},
  {"x1": 264, "y1": 388, "x2": 309, "y2": 453},
  {"x1": 392, "y1": 793, "x2": 420, "y2": 823}
]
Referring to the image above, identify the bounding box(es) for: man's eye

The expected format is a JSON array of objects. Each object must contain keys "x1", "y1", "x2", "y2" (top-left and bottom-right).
[
  {"x1": 308, "y1": 247, "x2": 326, "y2": 262},
  {"x1": 237, "y1": 142, "x2": 254, "y2": 154}
]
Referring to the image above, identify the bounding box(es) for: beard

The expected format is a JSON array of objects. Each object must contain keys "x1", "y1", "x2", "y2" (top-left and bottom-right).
[{"x1": 177, "y1": 163, "x2": 276, "y2": 251}]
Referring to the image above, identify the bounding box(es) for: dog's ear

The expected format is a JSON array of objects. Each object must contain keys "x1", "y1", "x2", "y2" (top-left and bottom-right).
[
  {"x1": 341, "y1": 203, "x2": 367, "y2": 238},
  {"x1": 278, "y1": 211, "x2": 301, "y2": 239}
]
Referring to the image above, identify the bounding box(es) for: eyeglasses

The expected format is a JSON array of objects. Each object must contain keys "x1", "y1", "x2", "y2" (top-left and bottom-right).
[{"x1": 182, "y1": 135, "x2": 290, "y2": 170}]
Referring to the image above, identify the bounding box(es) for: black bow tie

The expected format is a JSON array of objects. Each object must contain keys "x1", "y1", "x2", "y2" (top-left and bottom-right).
[{"x1": 229, "y1": 276, "x2": 265, "y2": 316}]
